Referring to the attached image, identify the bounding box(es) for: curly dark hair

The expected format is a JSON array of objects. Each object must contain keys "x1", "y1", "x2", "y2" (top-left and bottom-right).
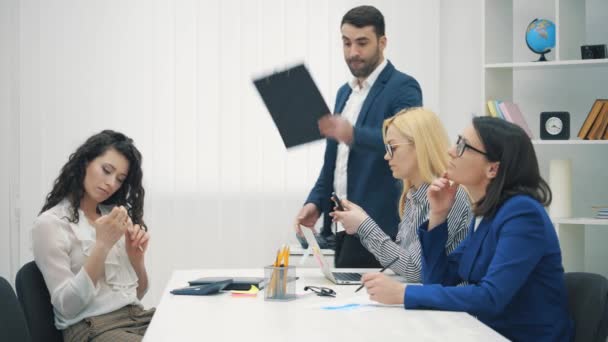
[{"x1": 40, "y1": 130, "x2": 146, "y2": 228}]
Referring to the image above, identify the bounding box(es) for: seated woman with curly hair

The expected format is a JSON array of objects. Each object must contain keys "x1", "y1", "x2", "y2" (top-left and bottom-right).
[{"x1": 32, "y1": 130, "x2": 154, "y2": 342}]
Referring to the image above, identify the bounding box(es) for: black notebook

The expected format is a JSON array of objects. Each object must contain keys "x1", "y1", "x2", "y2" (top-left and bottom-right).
[
  {"x1": 253, "y1": 64, "x2": 330, "y2": 148},
  {"x1": 188, "y1": 277, "x2": 265, "y2": 291},
  {"x1": 171, "y1": 279, "x2": 233, "y2": 296}
]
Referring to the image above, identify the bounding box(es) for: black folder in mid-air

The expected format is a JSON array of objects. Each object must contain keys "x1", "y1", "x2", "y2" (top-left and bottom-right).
[{"x1": 253, "y1": 64, "x2": 330, "y2": 148}]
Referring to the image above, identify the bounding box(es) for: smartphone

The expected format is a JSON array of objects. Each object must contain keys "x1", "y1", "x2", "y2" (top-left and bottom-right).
[{"x1": 331, "y1": 192, "x2": 344, "y2": 211}]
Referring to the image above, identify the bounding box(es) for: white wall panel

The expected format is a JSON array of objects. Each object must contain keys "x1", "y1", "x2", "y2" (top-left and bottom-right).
[{"x1": 0, "y1": 0, "x2": 19, "y2": 285}]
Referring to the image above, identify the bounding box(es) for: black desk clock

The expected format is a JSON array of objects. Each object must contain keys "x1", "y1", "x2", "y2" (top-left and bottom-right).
[{"x1": 540, "y1": 112, "x2": 570, "y2": 140}]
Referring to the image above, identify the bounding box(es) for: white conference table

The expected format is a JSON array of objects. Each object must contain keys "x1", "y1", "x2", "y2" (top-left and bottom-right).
[{"x1": 144, "y1": 268, "x2": 507, "y2": 341}]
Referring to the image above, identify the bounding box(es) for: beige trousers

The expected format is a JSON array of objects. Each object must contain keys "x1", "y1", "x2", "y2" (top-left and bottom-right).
[{"x1": 62, "y1": 305, "x2": 155, "y2": 342}]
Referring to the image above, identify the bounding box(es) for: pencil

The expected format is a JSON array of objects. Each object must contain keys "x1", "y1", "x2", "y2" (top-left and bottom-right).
[
  {"x1": 282, "y1": 246, "x2": 290, "y2": 294},
  {"x1": 354, "y1": 256, "x2": 399, "y2": 293}
]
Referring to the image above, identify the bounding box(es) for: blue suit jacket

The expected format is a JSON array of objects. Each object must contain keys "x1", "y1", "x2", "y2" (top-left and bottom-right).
[
  {"x1": 305, "y1": 61, "x2": 422, "y2": 238},
  {"x1": 406, "y1": 195, "x2": 574, "y2": 341}
]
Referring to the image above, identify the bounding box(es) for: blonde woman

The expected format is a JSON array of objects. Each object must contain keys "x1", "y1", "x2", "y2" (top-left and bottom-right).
[
  {"x1": 331, "y1": 108, "x2": 471, "y2": 282},
  {"x1": 359, "y1": 117, "x2": 573, "y2": 341}
]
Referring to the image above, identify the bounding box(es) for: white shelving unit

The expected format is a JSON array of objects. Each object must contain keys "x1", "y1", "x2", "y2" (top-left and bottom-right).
[
  {"x1": 486, "y1": 58, "x2": 608, "y2": 69},
  {"x1": 483, "y1": 0, "x2": 608, "y2": 274},
  {"x1": 532, "y1": 139, "x2": 608, "y2": 145},
  {"x1": 553, "y1": 218, "x2": 608, "y2": 274},
  {"x1": 554, "y1": 217, "x2": 608, "y2": 225}
]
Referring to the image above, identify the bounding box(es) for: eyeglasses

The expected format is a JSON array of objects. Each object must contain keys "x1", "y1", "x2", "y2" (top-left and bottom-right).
[
  {"x1": 456, "y1": 135, "x2": 487, "y2": 157},
  {"x1": 384, "y1": 141, "x2": 413, "y2": 159},
  {"x1": 304, "y1": 286, "x2": 336, "y2": 297}
]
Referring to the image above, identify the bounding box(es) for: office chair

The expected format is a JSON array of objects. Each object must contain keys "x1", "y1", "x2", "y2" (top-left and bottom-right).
[
  {"x1": 564, "y1": 272, "x2": 608, "y2": 342},
  {"x1": 16, "y1": 261, "x2": 63, "y2": 342},
  {"x1": 0, "y1": 276, "x2": 31, "y2": 342}
]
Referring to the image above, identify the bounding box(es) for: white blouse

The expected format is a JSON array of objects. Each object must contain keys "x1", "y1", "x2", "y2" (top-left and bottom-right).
[
  {"x1": 31, "y1": 199, "x2": 140, "y2": 330},
  {"x1": 333, "y1": 58, "x2": 388, "y2": 232}
]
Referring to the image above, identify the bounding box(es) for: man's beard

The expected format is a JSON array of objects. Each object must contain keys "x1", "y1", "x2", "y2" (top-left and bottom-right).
[{"x1": 347, "y1": 48, "x2": 381, "y2": 78}]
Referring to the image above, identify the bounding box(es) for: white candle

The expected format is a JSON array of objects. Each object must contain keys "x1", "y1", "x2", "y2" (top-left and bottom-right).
[{"x1": 549, "y1": 159, "x2": 572, "y2": 218}]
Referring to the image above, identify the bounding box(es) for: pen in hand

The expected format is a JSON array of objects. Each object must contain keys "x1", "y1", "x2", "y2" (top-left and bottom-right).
[{"x1": 355, "y1": 257, "x2": 399, "y2": 293}]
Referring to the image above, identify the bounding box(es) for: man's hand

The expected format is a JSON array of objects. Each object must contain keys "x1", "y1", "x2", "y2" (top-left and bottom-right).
[
  {"x1": 294, "y1": 203, "x2": 320, "y2": 236},
  {"x1": 318, "y1": 115, "x2": 354, "y2": 144}
]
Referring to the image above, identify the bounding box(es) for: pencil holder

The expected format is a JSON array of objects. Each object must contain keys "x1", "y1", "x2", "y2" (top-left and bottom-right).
[{"x1": 264, "y1": 265, "x2": 296, "y2": 301}]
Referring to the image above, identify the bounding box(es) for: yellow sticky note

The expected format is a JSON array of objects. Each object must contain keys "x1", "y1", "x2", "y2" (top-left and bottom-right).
[{"x1": 231, "y1": 285, "x2": 259, "y2": 297}]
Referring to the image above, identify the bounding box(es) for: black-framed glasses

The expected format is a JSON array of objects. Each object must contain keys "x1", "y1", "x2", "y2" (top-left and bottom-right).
[
  {"x1": 456, "y1": 135, "x2": 487, "y2": 157},
  {"x1": 304, "y1": 286, "x2": 336, "y2": 297},
  {"x1": 384, "y1": 141, "x2": 413, "y2": 159}
]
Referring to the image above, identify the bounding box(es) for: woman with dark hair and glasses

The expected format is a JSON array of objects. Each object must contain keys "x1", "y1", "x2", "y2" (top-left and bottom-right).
[
  {"x1": 330, "y1": 108, "x2": 471, "y2": 282},
  {"x1": 361, "y1": 117, "x2": 574, "y2": 341},
  {"x1": 32, "y1": 130, "x2": 155, "y2": 341}
]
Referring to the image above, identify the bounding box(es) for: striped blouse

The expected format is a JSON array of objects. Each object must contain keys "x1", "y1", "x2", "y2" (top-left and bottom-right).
[{"x1": 357, "y1": 182, "x2": 471, "y2": 282}]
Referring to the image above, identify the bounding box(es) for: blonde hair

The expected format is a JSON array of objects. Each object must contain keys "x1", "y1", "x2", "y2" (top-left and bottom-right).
[{"x1": 383, "y1": 108, "x2": 450, "y2": 217}]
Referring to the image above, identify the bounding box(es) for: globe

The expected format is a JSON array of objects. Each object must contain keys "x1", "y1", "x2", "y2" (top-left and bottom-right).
[{"x1": 525, "y1": 18, "x2": 556, "y2": 62}]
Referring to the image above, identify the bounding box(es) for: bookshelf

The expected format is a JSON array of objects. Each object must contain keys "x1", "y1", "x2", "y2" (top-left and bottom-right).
[
  {"x1": 532, "y1": 140, "x2": 608, "y2": 145},
  {"x1": 485, "y1": 58, "x2": 608, "y2": 69},
  {"x1": 482, "y1": 0, "x2": 608, "y2": 274},
  {"x1": 554, "y1": 218, "x2": 608, "y2": 226}
]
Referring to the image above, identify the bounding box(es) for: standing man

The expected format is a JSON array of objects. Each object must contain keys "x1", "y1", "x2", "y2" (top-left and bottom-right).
[{"x1": 295, "y1": 5, "x2": 423, "y2": 267}]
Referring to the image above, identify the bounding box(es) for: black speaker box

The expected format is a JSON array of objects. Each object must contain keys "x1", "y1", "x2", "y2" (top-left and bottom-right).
[{"x1": 581, "y1": 44, "x2": 607, "y2": 59}]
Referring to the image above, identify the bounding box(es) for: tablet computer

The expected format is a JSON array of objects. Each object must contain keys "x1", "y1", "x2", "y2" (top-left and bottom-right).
[
  {"x1": 171, "y1": 279, "x2": 233, "y2": 296},
  {"x1": 189, "y1": 277, "x2": 265, "y2": 291}
]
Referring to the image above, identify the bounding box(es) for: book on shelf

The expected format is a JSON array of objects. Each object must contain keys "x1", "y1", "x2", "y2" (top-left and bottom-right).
[
  {"x1": 592, "y1": 206, "x2": 608, "y2": 219},
  {"x1": 486, "y1": 100, "x2": 533, "y2": 138},
  {"x1": 588, "y1": 102, "x2": 608, "y2": 140},
  {"x1": 486, "y1": 100, "x2": 498, "y2": 118},
  {"x1": 487, "y1": 100, "x2": 507, "y2": 120},
  {"x1": 494, "y1": 101, "x2": 506, "y2": 120},
  {"x1": 501, "y1": 101, "x2": 533, "y2": 139},
  {"x1": 498, "y1": 102, "x2": 514, "y2": 122},
  {"x1": 577, "y1": 99, "x2": 608, "y2": 139},
  {"x1": 596, "y1": 102, "x2": 608, "y2": 139}
]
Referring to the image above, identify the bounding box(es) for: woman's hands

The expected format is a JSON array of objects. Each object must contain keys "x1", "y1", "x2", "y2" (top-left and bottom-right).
[
  {"x1": 329, "y1": 199, "x2": 369, "y2": 235},
  {"x1": 427, "y1": 173, "x2": 459, "y2": 230},
  {"x1": 361, "y1": 273, "x2": 406, "y2": 305},
  {"x1": 125, "y1": 220, "x2": 150, "y2": 266},
  {"x1": 91, "y1": 206, "x2": 149, "y2": 263},
  {"x1": 88, "y1": 206, "x2": 150, "y2": 297},
  {"x1": 92, "y1": 206, "x2": 129, "y2": 252}
]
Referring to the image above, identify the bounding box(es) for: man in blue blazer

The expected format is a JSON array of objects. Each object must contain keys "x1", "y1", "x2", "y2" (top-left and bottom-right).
[{"x1": 294, "y1": 6, "x2": 422, "y2": 267}]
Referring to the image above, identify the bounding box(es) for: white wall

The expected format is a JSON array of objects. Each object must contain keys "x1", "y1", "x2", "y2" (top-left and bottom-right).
[
  {"x1": 0, "y1": 0, "x2": 20, "y2": 286},
  {"x1": 586, "y1": 0, "x2": 608, "y2": 45},
  {"x1": 0, "y1": 0, "x2": 10, "y2": 283},
  {"x1": 439, "y1": 0, "x2": 482, "y2": 140},
  {"x1": 1, "y1": 0, "x2": 440, "y2": 307}
]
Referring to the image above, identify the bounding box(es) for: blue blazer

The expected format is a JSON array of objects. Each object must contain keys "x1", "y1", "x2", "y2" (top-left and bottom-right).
[
  {"x1": 405, "y1": 195, "x2": 574, "y2": 341},
  {"x1": 305, "y1": 61, "x2": 422, "y2": 238}
]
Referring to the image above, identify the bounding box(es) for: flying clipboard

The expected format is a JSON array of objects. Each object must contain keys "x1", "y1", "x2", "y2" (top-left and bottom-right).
[{"x1": 253, "y1": 64, "x2": 330, "y2": 148}]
